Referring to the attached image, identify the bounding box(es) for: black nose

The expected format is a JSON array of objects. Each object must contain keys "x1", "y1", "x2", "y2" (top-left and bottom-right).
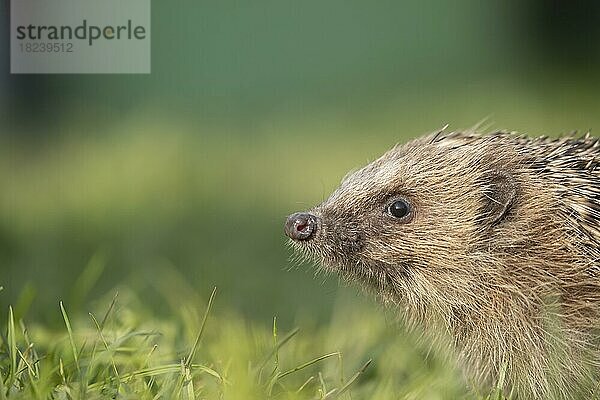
[{"x1": 284, "y1": 212, "x2": 317, "y2": 240}]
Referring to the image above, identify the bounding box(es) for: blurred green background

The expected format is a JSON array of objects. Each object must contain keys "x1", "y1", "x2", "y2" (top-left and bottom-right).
[{"x1": 1, "y1": 0, "x2": 600, "y2": 343}]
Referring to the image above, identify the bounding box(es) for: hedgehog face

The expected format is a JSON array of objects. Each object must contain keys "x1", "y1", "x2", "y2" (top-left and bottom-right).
[{"x1": 285, "y1": 135, "x2": 519, "y2": 302}]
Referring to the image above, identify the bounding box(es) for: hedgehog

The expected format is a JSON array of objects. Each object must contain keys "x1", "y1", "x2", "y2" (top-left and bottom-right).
[{"x1": 284, "y1": 129, "x2": 600, "y2": 399}]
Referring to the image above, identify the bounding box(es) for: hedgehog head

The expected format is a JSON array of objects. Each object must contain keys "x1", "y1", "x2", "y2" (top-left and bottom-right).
[{"x1": 285, "y1": 134, "x2": 522, "y2": 308}]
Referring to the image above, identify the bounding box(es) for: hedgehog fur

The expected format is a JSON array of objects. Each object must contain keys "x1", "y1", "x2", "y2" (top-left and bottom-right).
[{"x1": 286, "y1": 129, "x2": 600, "y2": 399}]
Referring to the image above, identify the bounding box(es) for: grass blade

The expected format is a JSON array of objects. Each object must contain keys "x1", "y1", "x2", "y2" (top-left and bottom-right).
[
  {"x1": 6, "y1": 306, "x2": 17, "y2": 389},
  {"x1": 295, "y1": 376, "x2": 314, "y2": 394},
  {"x1": 184, "y1": 287, "x2": 217, "y2": 368},
  {"x1": 276, "y1": 352, "x2": 340, "y2": 381},
  {"x1": 99, "y1": 291, "x2": 119, "y2": 330},
  {"x1": 258, "y1": 327, "x2": 300, "y2": 375},
  {"x1": 60, "y1": 301, "x2": 80, "y2": 373},
  {"x1": 90, "y1": 313, "x2": 120, "y2": 382},
  {"x1": 324, "y1": 359, "x2": 372, "y2": 399}
]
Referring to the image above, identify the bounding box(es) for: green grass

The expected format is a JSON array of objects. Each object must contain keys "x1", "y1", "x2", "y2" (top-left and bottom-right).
[{"x1": 0, "y1": 280, "x2": 509, "y2": 399}]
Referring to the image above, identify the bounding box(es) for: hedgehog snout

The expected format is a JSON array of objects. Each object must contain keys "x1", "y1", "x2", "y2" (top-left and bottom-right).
[{"x1": 284, "y1": 212, "x2": 319, "y2": 241}]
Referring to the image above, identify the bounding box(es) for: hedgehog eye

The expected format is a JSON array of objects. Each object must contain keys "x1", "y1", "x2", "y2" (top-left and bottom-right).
[{"x1": 387, "y1": 199, "x2": 410, "y2": 219}]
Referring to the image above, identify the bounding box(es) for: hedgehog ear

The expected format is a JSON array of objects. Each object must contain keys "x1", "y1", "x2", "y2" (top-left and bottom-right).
[{"x1": 478, "y1": 169, "x2": 516, "y2": 227}]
